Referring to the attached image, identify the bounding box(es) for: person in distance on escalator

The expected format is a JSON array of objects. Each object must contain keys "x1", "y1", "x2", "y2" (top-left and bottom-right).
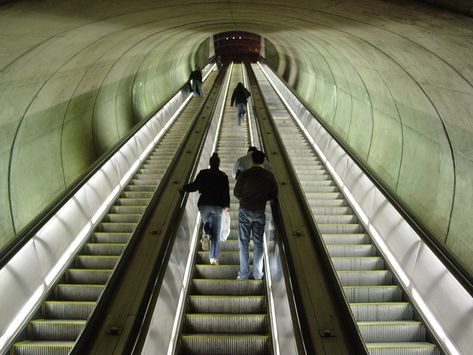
[
  {"x1": 188, "y1": 64, "x2": 203, "y2": 96},
  {"x1": 230, "y1": 82, "x2": 251, "y2": 126},
  {"x1": 234, "y1": 150, "x2": 278, "y2": 280},
  {"x1": 232, "y1": 146, "x2": 272, "y2": 180},
  {"x1": 182, "y1": 153, "x2": 230, "y2": 265}
]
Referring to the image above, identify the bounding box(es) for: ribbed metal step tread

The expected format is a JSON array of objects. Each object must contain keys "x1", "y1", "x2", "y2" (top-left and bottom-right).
[
  {"x1": 55, "y1": 284, "x2": 104, "y2": 301},
  {"x1": 187, "y1": 295, "x2": 266, "y2": 314},
  {"x1": 191, "y1": 279, "x2": 265, "y2": 296},
  {"x1": 27, "y1": 320, "x2": 86, "y2": 341},
  {"x1": 180, "y1": 334, "x2": 270, "y2": 355},
  {"x1": 194, "y1": 264, "x2": 240, "y2": 279},
  {"x1": 350, "y1": 302, "x2": 413, "y2": 321},
  {"x1": 11, "y1": 340, "x2": 75, "y2": 355},
  {"x1": 183, "y1": 314, "x2": 268, "y2": 333}
]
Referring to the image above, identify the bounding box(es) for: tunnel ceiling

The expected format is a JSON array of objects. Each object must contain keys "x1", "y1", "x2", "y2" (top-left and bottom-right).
[{"x1": 1, "y1": 0, "x2": 473, "y2": 276}]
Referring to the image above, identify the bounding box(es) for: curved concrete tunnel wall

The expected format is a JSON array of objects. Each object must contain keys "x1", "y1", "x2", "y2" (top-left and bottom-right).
[{"x1": 1, "y1": 1, "x2": 473, "y2": 278}]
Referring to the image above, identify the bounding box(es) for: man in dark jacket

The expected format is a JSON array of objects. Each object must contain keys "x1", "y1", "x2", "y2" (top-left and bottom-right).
[
  {"x1": 188, "y1": 65, "x2": 203, "y2": 96},
  {"x1": 183, "y1": 153, "x2": 230, "y2": 264},
  {"x1": 230, "y1": 82, "x2": 251, "y2": 126},
  {"x1": 234, "y1": 150, "x2": 278, "y2": 279}
]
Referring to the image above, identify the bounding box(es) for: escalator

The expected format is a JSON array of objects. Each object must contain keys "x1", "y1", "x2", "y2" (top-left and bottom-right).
[
  {"x1": 252, "y1": 64, "x2": 441, "y2": 355},
  {"x1": 9, "y1": 71, "x2": 218, "y2": 355},
  {"x1": 177, "y1": 63, "x2": 272, "y2": 355}
]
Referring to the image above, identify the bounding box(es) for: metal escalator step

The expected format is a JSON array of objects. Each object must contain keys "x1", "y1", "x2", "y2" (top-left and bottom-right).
[
  {"x1": 196, "y1": 251, "x2": 247, "y2": 264},
  {"x1": 116, "y1": 197, "x2": 150, "y2": 205},
  {"x1": 110, "y1": 205, "x2": 146, "y2": 214},
  {"x1": 309, "y1": 199, "x2": 347, "y2": 207},
  {"x1": 300, "y1": 179, "x2": 334, "y2": 186},
  {"x1": 332, "y1": 257, "x2": 385, "y2": 270},
  {"x1": 191, "y1": 279, "x2": 265, "y2": 296},
  {"x1": 219, "y1": 240, "x2": 252, "y2": 252},
  {"x1": 311, "y1": 206, "x2": 352, "y2": 214},
  {"x1": 327, "y1": 244, "x2": 377, "y2": 257},
  {"x1": 12, "y1": 340, "x2": 75, "y2": 355},
  {"x1": 75, "y1": 255, "x2": 120, "y2": 269},
  {"x1": 350, "y1": 303, "x2": 413, "y2": 321},
  {"x1": 120, "y1": 191, "x2": 154, "y2": 199},
  {"x1": 54, "y1": 284, "x2": 104, "y2": 301},
  {"x1": 314, "y1": 214, "x2": 358, "y2": 224},
  {"x1": 187, "y1": 295, "x2": 266, "y2": 314},
  {"x1": 359, "y1": 321, "x2": 426, "y2": 342},
  {"x1": 180, "y1": 334, "x2": 270, "y2": 355},
  {"x1": 42, "y1": 301, "x2": 95, "y2": 319},
  {"x1": 337, "y1": 270, "x2": 394, "y2": 286},
  {"x1": 343, "y1": 285, "x2": 402, "y2": 302},
  {"x1": 366, "y1": 342, "x2": 440, "y2": 355},
  {"x1": 184, "y1": 314, "x2": 267, "y2": 333},
  {"x1": 304, "y1": 192, "x2": 342, "y2": 199},
  {"x1": 27, "y1": 320, "x2": 86, "y2": 340},
  {"x1": 322, "y1": 233, "x2": 369, "y2": 244},
  {"x1": 82, "y1": 243, "x2": 127, "y2": 255},
  {"x1": 194, "y1": 265, "x2": 240, "y2": 279},
  {"x1": 317, "y1": 223, "x2": 364, "y2": 234},
  {"x1": 104, "y1": 213, "x2": 142, "y2": 223},
  {"x1": 93, "y1": 232, "x2": 131, "y2": 244},
  {"x1": 66, "y1": 269, "x2": 112, "y2": 284},
  {"x1": 97, "y1": 222, "x2": 137, "y2": 233},
  {"x1": 125, "y1": 184, "x2": 156, "y2": 192}
]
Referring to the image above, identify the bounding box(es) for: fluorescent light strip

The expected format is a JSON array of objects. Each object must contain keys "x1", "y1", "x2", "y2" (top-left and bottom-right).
[
  {"x1": 167, "y1": 214, "x2": 201, "y2": 355},
  {"x1": 242, "y1": 65, "x2": 255, "y2": 146},
  {"x1": 263, "y1": 233, "x2": 281, "y2": 355},
  {"x1": 412, "y1": 289, "x2": 460, "y2": 355}
]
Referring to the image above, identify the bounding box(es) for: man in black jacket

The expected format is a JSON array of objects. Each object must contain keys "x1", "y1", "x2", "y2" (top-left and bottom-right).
[
  {"x1": 183, "y1": 153, "x2": 230, "y2": 264},
  {"x1": 188, "y1": 65, "x2": 203, "y2": 96},
  {"x1": 234, "y1": 150, "x2": 278, "y2": 279}
]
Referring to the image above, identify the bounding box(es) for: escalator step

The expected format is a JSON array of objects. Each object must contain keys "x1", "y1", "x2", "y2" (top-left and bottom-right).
[
  {"x1": 350, "y1": 303, "x2": 413, "y2": 321},
  {"x1": 97, "y1": 222, "x2": 137, "y2": 233},
  {"x1": 54, "y1": 284, "x2": 104, "y2": 301},
  {"x1": 120, "y1": 191, "x2": 154, "y2": 199},
  {"x1": 187, "y1": 295, "x2": 266, "y2": 314},
  {"x1": 311, "y1": 206, "x2": 353, "y2": 214},
  {"x1": 337, "y1": 270, "x2": 394, "y2": 286},
  {"x1": 343, "y1": 285, "x2": 402, "y2": 302},
  {"x1": 317, "y1": 223, "x2": 364, "y2": 234},
  {"x1": 66, "y1": 269, "x2": 112, "y2": 284},
  {"x1": 42, "y1": 301, "x2": 95, "y2": 319},
  {"x1": 11, "y1": 341, "x2": 74, "y2": 355},
  {"x1": 327, "y1": 244, "x2": 377, "y2": 257},
  {"x1": 93, "y1": 232, "x2": 131, "y2": 244},
  {"x1": 219, "y1": 240, "x2": 253, "y2": 251},
  {"x1": 332, "y1": 256, "x2": 385, "y2": 270},
  {"x1": 359, "y1": 321, "x2": 426, "y2": 342},
  {"x1": 82, "y1": 243, "x2": 127, "y2": 256},
  {"x1": 366, "y1": 342, "x2": 440, "y2": 355},
  {"x1": 315, "y1": 214, "x2": 358, "y2": 224},
  {"x1": 180, "y1": 334, "x2": 270, "y2": 355},
  {"x1": 104, "y1": 213, "x2": 142, "y2": 223},
  {"x1": 196, "y1": 251, "x2": 247, "y2": 264},
  {"x1": 191, "y1": 279, "x2": 265, "y2": 296},
  {"x1": 322, "y1": 233, "x2": 369, "y2": 244},
  {"x1": 75, "y1": 255, "x2": 120, "y2": 269},
  {"x1": 183, "y1": 314, "x2": 267, "y2": 333},
  {"x1": 194, "y1": 265, "x2": 240, "y2": 279},
  {"x1": 27, "y1": 320, "x2": 86, "y2": 340},
  {"x1": 110, "y1": 205, "x2": 146, "y2": 214}
]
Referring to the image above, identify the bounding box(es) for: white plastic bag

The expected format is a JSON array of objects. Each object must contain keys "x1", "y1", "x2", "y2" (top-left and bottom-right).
[{"x1": 220, "y1": 210, "x2": 231, "y2": 241}]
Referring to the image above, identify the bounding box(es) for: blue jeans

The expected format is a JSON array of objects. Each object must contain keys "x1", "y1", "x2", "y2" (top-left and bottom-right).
[
  {"x1": 192, "y1": 80, "x2": 203, "y2": 96},
  {"x1": 238, "y1": 208, "x2": 265, "y2": 279},
  {"x1": 236, "y1": 103, "x2": 246, "y2": 125},
  {"x1": 199, "y1": 205, "x2": 222, "y2": 260}
]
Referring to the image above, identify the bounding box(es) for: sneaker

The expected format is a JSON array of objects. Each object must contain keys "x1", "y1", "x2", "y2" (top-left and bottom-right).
[
  {"x1": 201, "y1": 235, "x2": 209, "y2": 251},
  {"x1": 210, "y1": 258, "x2": 219, "y2": 265},
  {"x1": 236, "y1": 275, "x2": 248, "y2": 281}
]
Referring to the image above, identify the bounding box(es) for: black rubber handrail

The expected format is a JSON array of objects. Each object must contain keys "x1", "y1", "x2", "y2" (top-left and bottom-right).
[
  {"x1": 0, "y1": 80, "x2": 194, "y2": 270},
  {"x1": 258, "y1": 59, "x2": 473, "y2": 296}
]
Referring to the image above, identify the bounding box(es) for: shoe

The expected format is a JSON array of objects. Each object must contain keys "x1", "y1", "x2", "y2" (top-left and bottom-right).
[
  {"x1": 210, "y1": 258, "x2": 219, "y2": 265},
  {"x1": 236, "y1": 275, "x2": 248, "y2": 281},
  {"x1": 201, "y1": 235, "x2": 209, "y2": 251}
]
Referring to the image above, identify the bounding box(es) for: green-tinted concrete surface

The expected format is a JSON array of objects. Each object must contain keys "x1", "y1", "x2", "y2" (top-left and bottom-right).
[{"x1": 0, "y1": 1, "x2": 472, "y2": 278}]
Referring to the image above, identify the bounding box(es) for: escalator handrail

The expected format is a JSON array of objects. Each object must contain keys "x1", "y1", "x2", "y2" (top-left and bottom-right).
[
  {"x1": 258, "y1": 58, "x2": 473, "y2": 296},
  {"x1": 0, "y1": 75, "x2": 200, "y2": 270}
]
